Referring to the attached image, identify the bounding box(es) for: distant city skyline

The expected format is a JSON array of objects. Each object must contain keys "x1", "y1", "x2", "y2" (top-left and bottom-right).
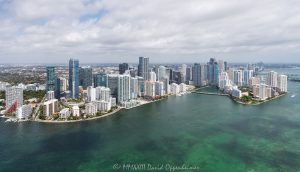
[{"x1": 1, "y1": 0, "x2": 300, "y2": 63}]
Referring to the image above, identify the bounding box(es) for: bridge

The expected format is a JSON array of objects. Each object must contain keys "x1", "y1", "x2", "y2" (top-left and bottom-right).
[
  {"x1": 286, "y1": 74, "x2": 300, "y2": 82},
  {"x1": 191, "y1": 91, "x2": 229, "y2": 96}
]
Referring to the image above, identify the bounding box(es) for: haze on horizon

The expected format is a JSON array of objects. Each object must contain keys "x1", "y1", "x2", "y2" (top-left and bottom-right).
[{"x1": 0, "y1": 0, "x2": 300, "y2": 64}]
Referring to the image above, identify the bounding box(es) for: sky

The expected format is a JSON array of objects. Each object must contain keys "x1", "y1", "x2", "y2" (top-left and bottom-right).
[{"x1": 0, "y1": 0, "x2": 300, "y2": 64}]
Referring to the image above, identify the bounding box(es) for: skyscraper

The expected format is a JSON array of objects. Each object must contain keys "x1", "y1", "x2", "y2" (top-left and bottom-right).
[
  {"x1": 157, "y1": 66, "x2": 167, "y2": 81},
  {"x1": 267, "y1": 71, "x2": 278, "y2": 88},
  {"x1": 94, "y1": 73, "x2": 108, "y2": 87},
  {"x1": 79, "y1": 67, "x2": 93, "y2": 90},
  {"x1": 69, "y1": 59, "x2": 80, "y2": 99},
  {"x1": 277, "y1": 75, "x2": 288, "y2": 92},
  {"x1": 200, "y1": 64, "x2": 208, "y2": 86},
  {"x1": 46, "y1": 66, "x2": 60, "y2": 99},
  {"x1": 243, "y1": 70, "x2": 254, "y2": 86},
  {"x1": 119, "y1": 63, "x2": 129, "y2": 74},
  {"x1": 107, "y1": 74, "x2": 118, "y2": 97},
  {"x1": 138, "y1": 57, "x2": 149, "y2": 81},
  {"x1": 186, "y1": 67, "x2": 192, "y2": 83},
  {"x1": 192, "y1": 63, "x2": 201, "y2": 87},
  {"x1": 117, "y1": 75, "x2": 131, "y2": 103},
  {"x1": 207, "y1": 58, "x2": 219, "y2": 85},
  {"x1": 5, "y1": 86, "x2": 23, "y2": 113}
]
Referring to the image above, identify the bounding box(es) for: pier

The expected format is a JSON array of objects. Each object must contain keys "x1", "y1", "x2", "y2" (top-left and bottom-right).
[{"x1": 191, "y1": 91, "x2": 229, "y2": 96}]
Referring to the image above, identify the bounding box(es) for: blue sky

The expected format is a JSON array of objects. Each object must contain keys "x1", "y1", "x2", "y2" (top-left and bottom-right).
[{"x1": 0, "y1": 0, "x2": 300, "y2": 63}]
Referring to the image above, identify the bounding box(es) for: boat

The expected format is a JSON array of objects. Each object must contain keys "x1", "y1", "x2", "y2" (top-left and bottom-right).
[{"x1": 291, "y1": 94, "x2": 296, "y2": 98}]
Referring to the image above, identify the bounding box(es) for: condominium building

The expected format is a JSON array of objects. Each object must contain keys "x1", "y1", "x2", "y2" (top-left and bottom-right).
[
  {"x1": 267, "y1": 71, "x2": 278, "y2": 88},
  {"x1": 249, "y1": 77, "x2": 260, "y2": 87},
  {"x1": 117, "y1": 75, "x2": 131, "y2": 103},
  {"x1": 72, "y1": 105, "x2": 80, "y2": 117},
  {"x1": 59, "y1": 108, "x2": 70, "y2": 119},
  {"x1": 277, "y1": 75, "x2": 288, "y2": 92},
  {"x1": 5, "y1": 86, "x2": 23, "y2": 113},
  {"x1": 85, "y1": 103, "x2": 97, "y2": 116},
  {"x1": 155, "y1": 81, "x2": 164, "y2": 96},
  {"x1": 170, "y1": 83, "x2": 180, "y2": 95},
  {"x1": 144, "y1": 81, "x2": 156, "y2": 98},
  {"x1": 43, "y1": 99, "x2": 58, "y2": 117},
  {"x1": 87, "y1": 86, "x2": 96, "y2": 102},
  {"x1": 17, "y1": 105, "x2": 32, "y2": 119}
]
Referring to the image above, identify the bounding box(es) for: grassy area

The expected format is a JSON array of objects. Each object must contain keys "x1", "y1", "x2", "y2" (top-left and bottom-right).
[
  {"x1": 24, "y1": 90, "x2": 46, "y2": 101},
  {"x1": 0, "y1": 91, "x2": 4, "y2": 99},
  {"x1": 67, "y1": 99, "x2": 82, "y2": 103},
  {"x1": 0, "y1": 73, "x2": 45, "y2": 85}
]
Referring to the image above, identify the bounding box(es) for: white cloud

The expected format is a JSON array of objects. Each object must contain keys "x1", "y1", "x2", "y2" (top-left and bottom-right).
[{"x1": 0, "y1": 0, "x2": 300, "y2": 63}]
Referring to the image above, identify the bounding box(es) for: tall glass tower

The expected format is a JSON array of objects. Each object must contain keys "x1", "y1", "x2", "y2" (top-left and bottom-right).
[
  {"x1": 138, "y1": 57, "x2": 149, "y2": 81},
  {"x1": 79, "y1": 67, "x2": 93, "y2": 89},
  {"x1": 69, "y1": 59, "x2": 79, "y2": 99},
  {"x1": 46, "y1": 66, "x2": 60, "y2": 99}
]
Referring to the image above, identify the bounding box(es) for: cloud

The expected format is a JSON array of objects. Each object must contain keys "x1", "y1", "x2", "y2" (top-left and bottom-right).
[{"x1": 0, "y1": 0, "x2": 300, "y2": 63}]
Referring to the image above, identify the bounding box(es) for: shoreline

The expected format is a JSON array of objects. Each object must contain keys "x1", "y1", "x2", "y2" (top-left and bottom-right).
[
  {"x1": 192, "y1": 88, "x2": 288, "y2": 106},
  {"x1": 1, "y1": 92, "x2": 187, "y2": 124},
  {"x1": 232, "y1": 92, "x2": 288, "y2": 106},
  {"x1": 33, "y1": 107, "x2": 123, "y2": 123}
]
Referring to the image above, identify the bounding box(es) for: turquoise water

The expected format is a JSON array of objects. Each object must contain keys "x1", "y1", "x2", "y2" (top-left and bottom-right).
[{"x1": 1, "y1": 70, "x2": 300, "y2": 172}]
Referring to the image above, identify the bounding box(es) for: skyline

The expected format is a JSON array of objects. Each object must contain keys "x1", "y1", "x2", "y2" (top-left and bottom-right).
[{"x1": 1, "y1": 0, "x2": 300, "y2": 63}]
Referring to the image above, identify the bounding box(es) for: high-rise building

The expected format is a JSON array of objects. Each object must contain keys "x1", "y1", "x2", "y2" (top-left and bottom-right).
[
  {"x1": 207, "y1": 58, "x2": 219, "y2": 85},
  {"x1": 107, "y1": 74, "x2": 118, "y2": 96},
  {"x1": 243, "y1": 70, "x2": 254, "y2": 86},
  {"x1": 95, "y1": 86, "x2": 111, "y2": 102},
  {"x1": 170, "y1": 83, "x2": 180, "y2": 95},
  {"x1": 157, "y1": 66, "x2": 167, "y2": 81},
  {"x1": 145, "y1": 81, "x2": 156, "y2": 98},
  {"x1": 117, "y1": 75, "x2": 131, "y2": 103},
  {"x1": 43, "y1": 99, "x2": 58, "y2": 117},
  {"x1": 87, "y1": 86, "x2": 96, "y2": 102},
  {"x1": 46, "y1": 66, "x2": 60, "y2": 99},
  {"x1": 137, "y1": 77, "x2": 145, "y2": 97},
  {"x1": 138, "y1": 57, "x2": 149, "y2": 81},
  {"x1": 94, "y1": 73, "x2": 108, "y2": 87},
  {"x1": 149, "y1": 71, "x2": 157, "y2": 82},
  {"x1": 267, "y1": 71, "x2": 278, "y2": 88},
  {"x1": 69, "y1": 59, "x2": 80, "y2": 99},
  {"x1": 218, "y1": 60, "x2": 225, "y2": 72},
  {"x1": 249, "y1": 77, "x2": 260, "y2": 87},
  {"x1": 155, "y1": 81, "x2": 164, "y2": 96},
  {"x1": 224, "y1": 61, "x2": 228, "y2": 71},
  {"x1": 173, "y1": 71, "x2": 183, "y2": 84},
  {"x1": 192, "y1": 63, "x2": 201, "y2": 87},
  {"x1": 181, "y1": 64, "x2": 187, "y2": 83},
  {"x1": 59, "y1": 77, "x2": 68, "y2": 92},
  {"x1": 85, "y1": 103, "x2": 97, "y2": 116},
  {"x1": 79, "y1": 67, "x2": 93, "y2": 90},
  {"x1": 130, "y1": 77, "x2": 139, "y2": 99},
  {"x1": 277, "y1": 75, "x2": 288, "y2": 92},
  {"x1": 253, "y1": 84, "x2": 271, "y2": 100},
  {"x1": 47, "y1": 91, "x2": 55, "y2": 100},
  {"x1": 119, "y1": 63, "x2": 129, "y2": 74},
  {"x1": 5, "y1": 86, "x2": 23, "y2": 113},
  {"x1": 186, "y1": 67, "x2": 192, "y2": 83},
  {"x1": 200, "y1": 64, "x2": 208, "y2": 86},
  {"x1": 233, "y1": 70, "x2": 243, "y2": 87}
]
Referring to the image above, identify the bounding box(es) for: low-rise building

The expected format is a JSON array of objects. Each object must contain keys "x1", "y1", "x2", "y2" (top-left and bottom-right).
[
  {"x1": 17, "y1": 105, "x2": 32, "y2": 119},
  {"x1": 59, "y1": 108, "x2": 70, "y2": 119},
  {"x1": 72, "y1": 105, "x2": 80, "y2": 117},
  {"x1": 85, "y1": 103, "x2": 97, "y2": 116}
]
